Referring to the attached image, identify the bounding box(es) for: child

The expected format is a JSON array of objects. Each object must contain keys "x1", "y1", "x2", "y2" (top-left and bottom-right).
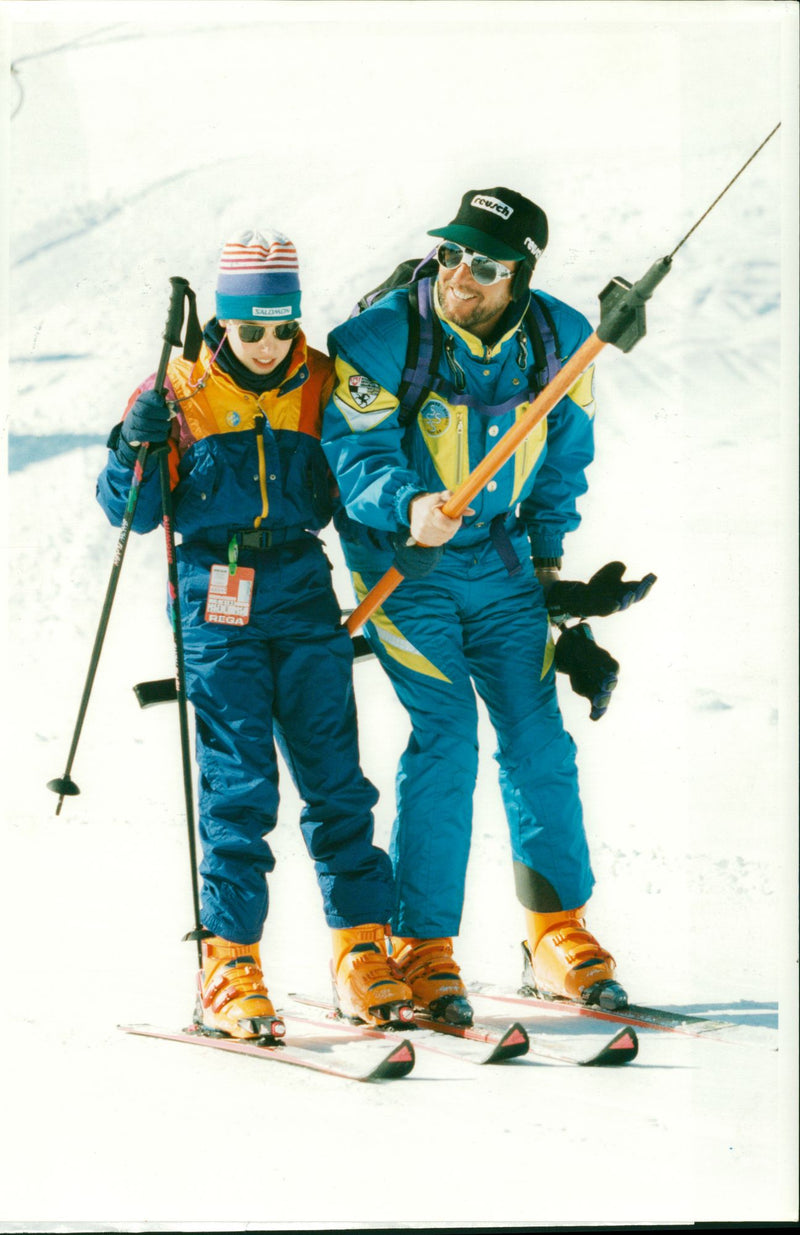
[{"x1": 97, "y1": 228, "x2": 413, "y2": 1039}]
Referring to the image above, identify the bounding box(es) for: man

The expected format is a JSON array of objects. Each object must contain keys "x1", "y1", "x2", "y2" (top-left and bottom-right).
[
  {"x1": 322, "y1": 187, "x2": 652, "y2": 1024},
  {"x1": 97, "y1": 228, "x2": 413, "y2": 1038}
]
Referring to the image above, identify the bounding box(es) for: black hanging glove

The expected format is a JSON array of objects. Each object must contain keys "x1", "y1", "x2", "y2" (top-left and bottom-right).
[
  {"x1": 116, "y1": 389, "x2": 173, "y2": 469},
  {"x1": 546, "y1": 561, "x2": 656, "y2": 624},
  {"x1": 391, "y1": 532, "x2": 444, "y2": 580},
  {"x1": 554, "y1": 623, "x2": 619, "y2": 721}
]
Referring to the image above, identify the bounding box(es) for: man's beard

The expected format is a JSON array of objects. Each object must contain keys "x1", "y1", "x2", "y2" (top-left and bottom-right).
[{"x1": 438, "y1": 278, "x2": 507, "y2": 333}]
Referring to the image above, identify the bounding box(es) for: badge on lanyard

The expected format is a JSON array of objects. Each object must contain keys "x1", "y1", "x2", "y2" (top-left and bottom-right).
[{"x1": 205, "y1": 564, "x2": 255, "y2": 626}]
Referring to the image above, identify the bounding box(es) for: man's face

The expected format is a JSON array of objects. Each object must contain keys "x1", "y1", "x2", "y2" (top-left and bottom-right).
[
  {"x1": 221, "y1": 320, "x2": 294, "y2": 375},
  {"x1": 436, "y1": 249, "x2": 517, "y2": 339}
]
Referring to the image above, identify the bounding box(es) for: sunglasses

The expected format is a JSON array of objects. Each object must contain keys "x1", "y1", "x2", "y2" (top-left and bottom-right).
[
  {"x1": 436, "y1": 241, "x2": 513, "y2": 286},
  {"x1": 236, "y1": 321, "x2": 300, "y2": 343}
]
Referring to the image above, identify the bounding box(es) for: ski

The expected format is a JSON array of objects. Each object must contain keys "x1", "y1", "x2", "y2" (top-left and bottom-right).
[
  {"x1": 119, "y1": 1021, "x2": 415, "y2": 1082},
  {"x1": 288, "y1": 995, "x2": 637, "y2": 1067},
  {"x1": 287, "y1": 997, "x2": 528, "y2": 1065},
  {"x1": 411, "y1": 1009, "x2": 637, "y2": 1067},
  {"x1": 468, "y1": 985, "x2": 745, "y2": 1043}
]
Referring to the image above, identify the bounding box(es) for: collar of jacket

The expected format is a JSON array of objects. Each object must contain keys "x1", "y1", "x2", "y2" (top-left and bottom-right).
[
  {"x1": 193, "y1": 324, "x2": 311, "y2": 398},
  {"x1": 432, "y1": 280, "x2": 528, "y2": 360}
]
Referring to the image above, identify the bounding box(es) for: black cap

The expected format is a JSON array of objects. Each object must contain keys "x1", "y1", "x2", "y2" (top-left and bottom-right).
[{"x1": 427, "y1": 187, "x2": 548, "y2": 264}]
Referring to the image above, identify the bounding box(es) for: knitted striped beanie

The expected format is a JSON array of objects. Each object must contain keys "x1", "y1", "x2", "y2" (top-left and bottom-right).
[{"x1": 215, "y1": 228, "x2": 301, "y2": 322}]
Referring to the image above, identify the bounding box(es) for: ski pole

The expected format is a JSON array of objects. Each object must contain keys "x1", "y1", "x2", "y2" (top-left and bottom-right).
[
  {"x1": 48, "y1": 276, "x2": 195, "y2": 814},
  {"x1": 156, "y1": 442, "x2": 204, "y2": 957},
  {"x1": 345, "y1": 123, "x2": 781, "y2": 636}
]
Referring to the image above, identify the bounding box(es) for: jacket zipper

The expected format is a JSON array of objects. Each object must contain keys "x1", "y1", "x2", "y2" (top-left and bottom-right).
[
  {"x1": 254, "y1": 411, "x2": 269, "y2": 528},
  {"x1": 456, "y1": 408, "x2": 468, "y2": 486},
  {"x1": 517, "y1": 404, "x2": 531, "y2": 482}
]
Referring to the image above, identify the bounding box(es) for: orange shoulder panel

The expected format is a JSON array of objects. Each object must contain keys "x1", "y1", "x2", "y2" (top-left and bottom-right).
[{"x1": 297, "y1": 346, "x2": 335, "y2": 438}]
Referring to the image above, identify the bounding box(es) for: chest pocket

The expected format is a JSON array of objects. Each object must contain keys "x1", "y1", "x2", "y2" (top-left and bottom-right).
[
  {"x1": 173, "y1": 433, "x2": 263, "y2": 535},
  {"x1": 510, "y1": 403, "x2": 548, "y2": 503},
  {"x1": 413, "y1": 397, "x2": 469, "y2": 492}
]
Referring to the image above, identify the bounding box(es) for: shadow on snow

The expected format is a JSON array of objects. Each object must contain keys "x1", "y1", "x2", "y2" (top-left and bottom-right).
[{"x1": 8, "y1": 433, "x2": 109, "y2": 472}]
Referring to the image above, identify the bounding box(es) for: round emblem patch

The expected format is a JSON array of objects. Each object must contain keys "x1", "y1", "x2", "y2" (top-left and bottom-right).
[
  {"x1": 420, "y1": 401, "x2": 450, "y2": 437},
  {"x1": 226, "y1": 410, "x2": 241, "y2": 427}
]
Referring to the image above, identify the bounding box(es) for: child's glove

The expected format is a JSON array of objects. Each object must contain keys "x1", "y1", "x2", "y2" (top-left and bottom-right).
[{"x1": 116, "y1": 389, "x2": 173, "y2": 468}]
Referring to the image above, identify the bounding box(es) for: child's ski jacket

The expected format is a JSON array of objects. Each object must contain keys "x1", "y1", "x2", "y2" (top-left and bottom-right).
[{"x1": 97, "y1": 332, "x2": 336, "y2": 546}]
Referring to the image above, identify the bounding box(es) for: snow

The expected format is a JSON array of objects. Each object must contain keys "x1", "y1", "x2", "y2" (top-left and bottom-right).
[{"x1": 2, "y1": 1, "x2": 798, "y2": 1229}]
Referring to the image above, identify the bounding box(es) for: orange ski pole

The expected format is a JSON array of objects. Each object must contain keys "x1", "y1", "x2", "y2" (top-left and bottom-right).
[{"x1": 344, "y1": 125, "x2": 780, "y2": 637}]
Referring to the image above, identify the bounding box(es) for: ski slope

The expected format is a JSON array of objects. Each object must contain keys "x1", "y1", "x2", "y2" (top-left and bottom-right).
[{"x1": 3, "y1": 3, "x2": 798, "y2": 1229}]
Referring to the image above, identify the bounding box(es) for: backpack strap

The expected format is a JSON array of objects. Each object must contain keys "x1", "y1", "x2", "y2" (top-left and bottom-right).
[
  {"x1": 396, "y1": 278, "x2": 442, "y2": 426},
  {"x1": 396, "y1": 281, "x2": 562, "y2": 425},
  {"x1": 527, "y1": 293, "x2": 562, "y2": 389}
]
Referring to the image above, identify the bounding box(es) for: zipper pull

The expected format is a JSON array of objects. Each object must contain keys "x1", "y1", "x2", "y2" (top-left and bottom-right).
[
  {"x1": 516, "y1": 327, "x2": 528, "y2": 371},
  {"x1": 228, "y1": 535, "x2": 239, "y2": 576},
  {"x1": 444, "y1": 336, "x2": 466, "y2": 392}
]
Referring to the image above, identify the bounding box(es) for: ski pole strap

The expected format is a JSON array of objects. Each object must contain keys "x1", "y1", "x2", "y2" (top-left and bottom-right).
[
  {"x1": 182, "y1": 286, "x2": 203, "y2": 364},
  {"x1": 156, "y1": 277, "x2": 203, "y2": 392}
]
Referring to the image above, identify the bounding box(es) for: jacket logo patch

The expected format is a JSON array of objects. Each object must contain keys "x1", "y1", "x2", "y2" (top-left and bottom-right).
[
  {"x1": 226, "y1": 410, "x2": 241, "y2": 427},
  {"x1": 420, "y1": 401, "x2": 450, "y2": 437},
  {"x1": 348, "y1": 374, "x2": 380, "y2": 408}
]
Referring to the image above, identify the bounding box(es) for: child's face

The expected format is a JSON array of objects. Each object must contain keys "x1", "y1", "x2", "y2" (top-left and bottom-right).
[{"x1": 222, "y1": 320, "x2": 295, "y2": 375}]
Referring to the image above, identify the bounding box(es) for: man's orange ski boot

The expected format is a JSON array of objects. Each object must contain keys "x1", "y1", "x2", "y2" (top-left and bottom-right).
[
  {"x1": 331, "y1": 925, "x2": 414, "y2": 1027},
  {"x1": 390, "y1": 936, "x2": 474, "y2": 1026},
  {"x1": 194, "y1": 934, "x2": 286, "y2": 1041},
  {"x1": 521, "y1": 907, "x2": 628, "y2": 1010}
]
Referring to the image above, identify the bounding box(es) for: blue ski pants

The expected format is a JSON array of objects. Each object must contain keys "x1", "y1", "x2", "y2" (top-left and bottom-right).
[
  {"x1": 177, "y1": 536, "x2": 394, "y2": 943},
  {"x1": 342, "y1": 530, "x2": 594, "y2": 938}
]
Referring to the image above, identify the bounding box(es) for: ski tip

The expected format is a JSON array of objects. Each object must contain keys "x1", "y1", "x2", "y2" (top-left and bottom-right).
[
  {"x1": 581, "y1": 1026, "x2": 639, "y2": 1067},
  {"x1": 498, "y1": 1022, "x2": 530, "y2": 1056},
  {"x1": 503, "y1": 1023, "x2": 530, "y2": 1047},
  {"x1": 368, "y1": 1038, "x2": 416, "y2": 1081},
  {"x1": 482, "y1": 1022, "x2": 531, "y2": 1064}
]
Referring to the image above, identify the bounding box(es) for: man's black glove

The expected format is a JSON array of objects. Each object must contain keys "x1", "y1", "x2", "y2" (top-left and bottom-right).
[
  {"x1": 545, "y1": 561, "x2": 656, "y2": 624},
  {"x1": 391, "y1": 532, "x2": 443, "y2": 580},
  {"x1": 554, "y1": 622, "x2": 619, "y2": 721},
  {"x1": 116, "y1": 389, "x2": 173, "y2": 468}
]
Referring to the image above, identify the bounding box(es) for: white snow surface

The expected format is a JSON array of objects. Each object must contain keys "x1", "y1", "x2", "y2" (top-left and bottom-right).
[{"x1": 2, "y1": 2, "x2": 799, "y2": 1230}]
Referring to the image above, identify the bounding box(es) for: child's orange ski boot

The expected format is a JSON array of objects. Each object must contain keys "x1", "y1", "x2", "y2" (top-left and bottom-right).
[
  {"x1": 331, "y1": 925, "x2": 414, "y2": 1027},
  {"x1": 195, "y1": 934, "x2": 286, "y2": 1041},
  {"x1": 390, "y1": 936, "x2": 473, "y2": 1025}
]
